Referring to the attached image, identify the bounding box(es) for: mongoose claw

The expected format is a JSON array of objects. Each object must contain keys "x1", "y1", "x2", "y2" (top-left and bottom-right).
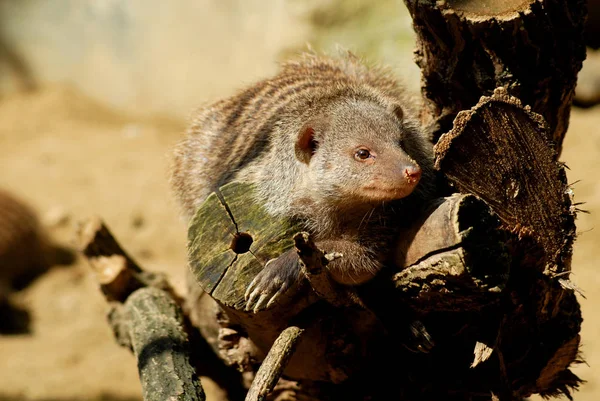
[
  {"x1": 243, "y1": 249, "x2": 300, "y2": 313},
  {"x1": 244, "y1": 267, "x2": 289, "y2": 313},
  {"x1": 403, "y1": 320, "x2": 435, "y2": 353}
]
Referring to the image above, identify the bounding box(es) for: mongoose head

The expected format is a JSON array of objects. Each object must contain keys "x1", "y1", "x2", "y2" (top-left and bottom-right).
[{"x1": 295, "y1": 98, "x2": 430, "y2": 207}]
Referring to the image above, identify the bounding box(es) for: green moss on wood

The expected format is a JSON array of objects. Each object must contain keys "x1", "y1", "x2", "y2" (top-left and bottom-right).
[{"x1": 188, "y1": 182, "x2": 303, "y2": 310}]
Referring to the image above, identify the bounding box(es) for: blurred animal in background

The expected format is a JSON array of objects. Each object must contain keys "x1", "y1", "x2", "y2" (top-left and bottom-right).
[{"x1": 0, "y1": 189, "x2": 75, "y2": 334}]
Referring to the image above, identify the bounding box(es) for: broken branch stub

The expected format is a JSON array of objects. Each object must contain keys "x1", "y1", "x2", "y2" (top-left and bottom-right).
[
  {"x1": 434, "y1": 88, "x2": 576, "y2": 274},
  {"x1": 293, "y1": 232, "x2": 365, "y2": 309},
  {"x1": 403, "y1": 0, "x2": 586, "y2": 152},
  {"x1": 77, "y1": 216, "x2": 176, "y2": 302},
  {"x1": 392, "y1": 192, "x2": 509, "y2": 313}
]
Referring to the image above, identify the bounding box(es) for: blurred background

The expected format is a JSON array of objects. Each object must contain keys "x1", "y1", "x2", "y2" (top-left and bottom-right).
[{"x1": 0, "y1": 1, "x2": 598, "y2": 400}]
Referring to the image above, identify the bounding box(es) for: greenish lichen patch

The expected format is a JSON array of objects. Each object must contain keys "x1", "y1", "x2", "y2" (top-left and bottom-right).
[{"x1": 188, "y1": 182, "x2": 302, "y2": 310}]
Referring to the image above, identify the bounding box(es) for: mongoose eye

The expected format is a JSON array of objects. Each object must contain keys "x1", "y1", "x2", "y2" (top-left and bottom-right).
[{"x1": 355, "y1": 148, "x2": 372, "y2": 160}]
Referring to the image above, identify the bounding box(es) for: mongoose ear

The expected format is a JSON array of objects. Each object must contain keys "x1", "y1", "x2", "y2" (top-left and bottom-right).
[
  {"x1": 390, "y1": 104, "x2": 404, "y2": 122},
  {"x1": 295, "y1": 125, "x2": 318, "y2": 164}
]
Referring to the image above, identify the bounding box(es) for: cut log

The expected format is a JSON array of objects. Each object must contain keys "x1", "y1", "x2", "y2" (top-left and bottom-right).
[
  {"x1": 187, "y1": 183, "x2": 307, "y2": 312},
  {"x1": 187, "y1": 182, "x2": 511, "y2": 398},
  {"x1": 434, "y1": 88, "x2": 576, "y2": 275},
  {"x1": 429, "y1": 91, "x2": 582, "y2": 400},
  {"x1": 403, "y1": 0, "x2": 587, "y2": 153}
]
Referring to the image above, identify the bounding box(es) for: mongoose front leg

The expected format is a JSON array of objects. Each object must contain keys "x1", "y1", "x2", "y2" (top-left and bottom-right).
[
  {"x1": 314, "y1": 238, "x2": 382, "y2": 286},
  {"x1": 244, "y1": 238, "x2": 382, "y2": 312},
  {"x1": 244, "y1": 248, "x2": 301, "y2": 313}
]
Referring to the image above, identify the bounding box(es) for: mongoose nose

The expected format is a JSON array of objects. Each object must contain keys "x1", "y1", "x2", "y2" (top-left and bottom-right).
[{"x1": 404, "y1": 166, "x2": 421, "y2": 184}]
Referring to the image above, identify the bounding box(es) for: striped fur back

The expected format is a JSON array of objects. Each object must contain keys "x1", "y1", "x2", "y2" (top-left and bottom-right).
[{"x1": 170, "y1": 52, "x2": 417, "y2": 220}]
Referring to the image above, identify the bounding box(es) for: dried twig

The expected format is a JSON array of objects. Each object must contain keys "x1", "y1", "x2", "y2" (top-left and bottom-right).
[
  {"x1": 245, "y1": 325, "x2": 306, "y2": 401},
  {"x1": 293, "y1": 232, "x2": 365, "y2": 308}
]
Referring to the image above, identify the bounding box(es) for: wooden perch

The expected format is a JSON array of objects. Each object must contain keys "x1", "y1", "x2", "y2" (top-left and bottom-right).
[
  {"x1": 403, "y1": 0, "x2": 587, "y2": 152},
  {"x1": 187, "y1": 182, "x2": 517, "y2": 399},
  {"x1": 184, "y1": 83, "x2": 584, "y2": 401},
  {"x1": 185, "y1": 175, "x2": 578, "y2": 399}
]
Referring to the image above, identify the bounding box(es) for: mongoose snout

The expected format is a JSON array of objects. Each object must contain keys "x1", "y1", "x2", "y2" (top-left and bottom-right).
[{"x1": 404, "y1": 165, "x2": 421, "y2": 184}]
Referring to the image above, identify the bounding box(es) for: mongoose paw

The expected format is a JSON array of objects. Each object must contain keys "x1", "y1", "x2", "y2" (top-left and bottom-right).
[
  {"x1": 403, "y1": 320, "x2": 435, "y2": 353},
  {"x1": 244, "y1": 249, "x2": 300, "y2": 313}
]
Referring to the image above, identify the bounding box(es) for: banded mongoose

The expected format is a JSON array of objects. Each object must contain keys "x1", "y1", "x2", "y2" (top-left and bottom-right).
[
  {"x1": 170, "y1": 53, "x2": 434, "y2": 312},
  {"x1": 0, "y1": 189, "x2": 74, "y2": 332}
]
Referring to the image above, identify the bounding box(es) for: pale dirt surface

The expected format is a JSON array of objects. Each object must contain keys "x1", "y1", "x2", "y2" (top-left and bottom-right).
[{"x1": 0, "y1": 86, "x2": 598, "y2": 401}]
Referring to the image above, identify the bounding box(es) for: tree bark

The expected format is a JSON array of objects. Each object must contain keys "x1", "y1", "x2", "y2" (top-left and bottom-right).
[
  {"x1": 434, "y1": 87, "x2": 576, "y2": 275},
  {"x1": 403, "y1": 0, "x2": 587, "y2": 154},
  {"x1": 122, "y1": 287, "x2": 206, "y2": 401}
]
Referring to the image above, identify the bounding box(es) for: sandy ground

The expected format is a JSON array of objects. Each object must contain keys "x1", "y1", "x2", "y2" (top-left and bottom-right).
[
  {"x1": 0, "y1": 83, "x2": 598, "y2": 401},
  {"x1": 0, "y1": 86, "x2": 190, "y2": 401}
]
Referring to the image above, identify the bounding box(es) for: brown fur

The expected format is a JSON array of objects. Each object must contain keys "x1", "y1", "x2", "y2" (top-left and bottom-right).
[
  {"x1": 0, "y1": 190, "x2": 74, "y2": 311},
  {"x1": 170, "y1": 52, "x2": 434, "y2": 310}
]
